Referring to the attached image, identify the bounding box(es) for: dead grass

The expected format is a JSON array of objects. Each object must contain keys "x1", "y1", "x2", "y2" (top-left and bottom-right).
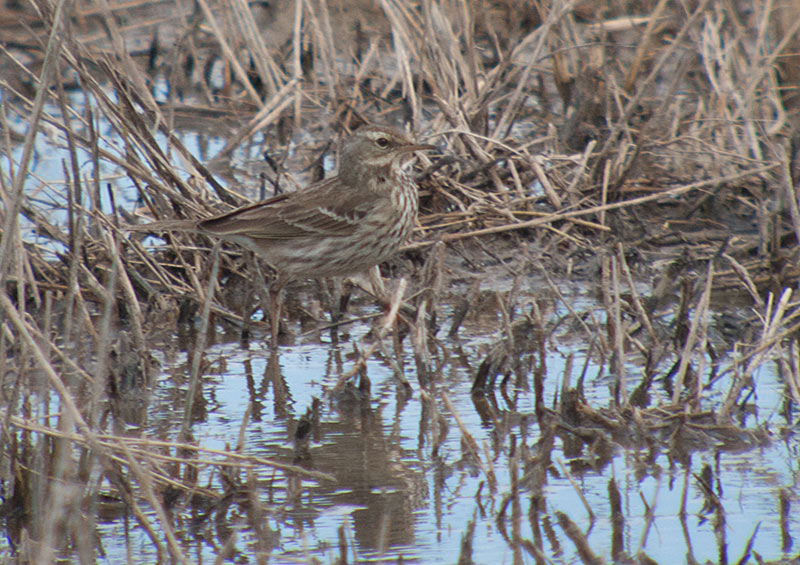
[{"x1": 1, "y1": 0, "x2": 799, "y2": 561}]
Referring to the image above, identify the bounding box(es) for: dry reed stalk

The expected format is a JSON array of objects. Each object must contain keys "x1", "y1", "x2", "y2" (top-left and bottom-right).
[
  {"x1": 244, "y1": 468, "x2": 271, "y2": 562},
  {"x1": 89, "y1": 234, "x2": 122, "y2": 429},
  {"x1": 374, "y1": 333, "x2": 411, "y2": 391},
  {"x1": 777, "y1": 143, "x2": 800, "y2": 249},
  {"x1": 623, "y1": 0, "x2": 670, "y2": 92},
  {"x1": 0, "y1": 294, "x2": 92, "y2": 446},
  {"x1": 637, "y1": 483, "x2": 658, "y2": 551},
  {"x1": 722, "y1": 252, "x2": 764, "y2": 308},
  {"x1": 456, "y1": 509, "x2": 477, "y2": 565},
  {"x1": 0, "y1": 302, "x2": 94, "y2": 383},
  {"x1": 616, "y1": 243, "x2": 656, "y2": 343},
  {"x1": 492, "y1": 1, "x2": 575, "y2": 141},
  {"x1": 608, "y1": 477, "x2": 624, "y2": 561},
  {"x1": 291, "y1": 0, "x2": 303, "y2": 128},
  {"x1": 554, "y1": 457, "x2": 594, "y2": 522},
  {"x1": 718, "y1": 288, "x2": 795, "y2": 422},
  {"x1": 593, "y1": 0, "x2": 711, "y2": 172},
  {"x1": 555, "y1": 510, "x2": 602, "y2": 565},
  {"x1": 180, "y1": 242, "x2": 220, "y2": 442},
  {"x1": 678, "y1": 458, "x2": 691, "y2": 519},
  {"x1": 193, "y1": 0, "x2": 260, "y2": 105},
  {"x1": 785, "y1": 340, "x2": 800, "y2": 420},
  {"x1": 440, "y1": 389, "x2": 497, "y2": 492},
  {"x1": 313, "y1": 0, "x2": 341, "y2": 101},
  {"x1": 608, "y1": 255, "x2": 628, "y2": 404},
  {"x1": 509, "y1": 436, "x2": 523, "y2": 565},
  {"x1": 208, "y1": 78, "x2": 298, "y2": 166},
  {"x1": 0, "y1": 0, "x2": 65, "y2": 288},
  {"x1": 407, "y1": 164, "x2": 779, "y2": 249},
  {"x1": 558, "y1": 352, "x2": 574, "y2": 412},
  {"x1": 8, "y1": 414, "x2": 335, "y2": 482},
  {"x1": 228, "y1": 0, "x2": 284, "y2": 95},
  {"x1": 56, "y1": 42, "x2": 239, "y2": 206},
  {"x1": 378, "y1": 0, "x2": 422, "y2": 125},
  {"x1": 34, "y1": 408, "x2": 75, "y2": 563},
  {"x1": 779, "y1": 487, "x2": 792, "y2": 551},
  {"x1": 540, "y1": 264, "x2": 605, "y2": 351},
  {"x1": 117, "y1": 439, "x2": 188, "y2": 563},
  {"x1": 411, "y1": 242, "x2": 445, "y2": 388},
  {"x1": 331, "y1": 278, "x2": 407, "y2": 392},
  {"x1": 2, "y1": 0, "x2": 800, "y2": 558},
  {"x1": 670, "y1": 263, "x2": 714, "y2": 407},
  {"x1": 0, "y1": 293, "x2": 173, "y2": 559}
]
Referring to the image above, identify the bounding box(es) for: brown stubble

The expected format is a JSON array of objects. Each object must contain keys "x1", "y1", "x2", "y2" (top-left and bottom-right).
[{"x1": 3, "y1": 0, "x2": 800, "y2": 561}]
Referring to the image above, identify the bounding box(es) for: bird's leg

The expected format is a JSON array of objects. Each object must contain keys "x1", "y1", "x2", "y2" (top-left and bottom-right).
[
  {"x1": 269, "y1": 275, "x2": 288, "y2": 349},
  {"x1": 367, "y1": 265, "x2": 388, "y2": 305},
  {"x1": 350, "y1": 266, "x2": 413, "y2": 343},
  {"x1": 335, "y1": 277, "x2": 354, "y2": 321},
  {"x1": 364, "y1": 265, "x2": 417, "y2": 325}
]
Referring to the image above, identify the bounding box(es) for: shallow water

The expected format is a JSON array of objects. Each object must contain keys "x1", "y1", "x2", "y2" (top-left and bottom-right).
[{"x1": 88, "y1": 304, "x2": 799, "y2": 564}]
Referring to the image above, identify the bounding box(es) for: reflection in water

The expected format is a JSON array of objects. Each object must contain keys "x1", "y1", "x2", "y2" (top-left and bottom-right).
[
  {"x1": 108, "y1": 331, "x2": 152, "y2": 429},
  {"x1": 265, "y1": 351, "x2": 291, "y2": 420},
  {"x1": 245, "y1": 346, "x2": 425, "y2": 555}
]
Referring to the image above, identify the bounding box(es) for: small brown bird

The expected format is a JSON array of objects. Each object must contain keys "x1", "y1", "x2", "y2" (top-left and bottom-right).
[{"x1": 131, "y1": 125, "x2": 434, "y2": 345}]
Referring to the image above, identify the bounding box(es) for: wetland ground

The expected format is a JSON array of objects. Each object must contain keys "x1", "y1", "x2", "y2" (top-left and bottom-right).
[{"x1": 1, "y1": 0, "x2": 799, "y2": 563}]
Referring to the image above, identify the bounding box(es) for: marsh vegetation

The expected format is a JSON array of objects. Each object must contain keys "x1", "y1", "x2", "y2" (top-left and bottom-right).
[{"x1": 1, "y1": 0, "x2": 799, "y2": 562}]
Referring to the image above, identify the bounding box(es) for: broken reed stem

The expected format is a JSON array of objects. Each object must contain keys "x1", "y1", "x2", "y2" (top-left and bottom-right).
[
  {"x1": 509, "y1": 436, "x2": 523, "y2": 565},
  {"x1": 90, "y1": 233, "x2": 120, "y2": 425},
  {"x1": 671, "y1": 262, "x2": 714, "y2": 407},
  {"x1": 638, "y1": 484, "x2": 658, "y2": 550},
  {"x1": 456, "y1": 510, "x2": 478, "y2": 565},
  {"x1": 785, "y1": 339, "x2": 800, "y2": 418},
  {"x1": 555, "y1": 511, "x2": 602, "y2": 565},
  {"x1": 616, "y1": 243, "x2": 656, "y2": 343},
  {"x1": 555, "y1": 458, "x2": 595, "y2": 521},
  {"x1": 117, "y1": 439, "x2": 188, "y2": 564},
  {"x1": 718, "y1": 288, "x2": 794, "y2": 422},
  {"x1": 610, "y1": 255, "x2": 627, "y2": 404},
  {"x1": 441, "y1": 390, "x2": 498, "y2": 492}
]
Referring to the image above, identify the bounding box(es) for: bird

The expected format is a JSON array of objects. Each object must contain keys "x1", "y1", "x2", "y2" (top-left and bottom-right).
[{"x1": 129, "y1": 125, "x2": 434, "y2": 346}]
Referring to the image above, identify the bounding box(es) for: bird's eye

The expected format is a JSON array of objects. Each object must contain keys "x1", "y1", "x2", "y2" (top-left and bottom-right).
[{"x1": 375, "y1": 137, "x2": 390, "y2": 149}]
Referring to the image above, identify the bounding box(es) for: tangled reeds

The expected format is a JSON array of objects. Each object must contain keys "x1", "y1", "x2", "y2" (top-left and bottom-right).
[{"x1": 1, "y1": 0, "x2": 799, "y2": 561}]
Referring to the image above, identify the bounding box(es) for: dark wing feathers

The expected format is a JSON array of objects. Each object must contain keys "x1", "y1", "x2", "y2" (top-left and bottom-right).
[{"x1": 198, "y1": 178, "x2": 377, "y2": 241}]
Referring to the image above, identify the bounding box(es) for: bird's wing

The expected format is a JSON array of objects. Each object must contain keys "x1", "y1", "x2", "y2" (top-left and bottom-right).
[{"x1": 199, "y1": 179, "x2": 380, "y2": 240}]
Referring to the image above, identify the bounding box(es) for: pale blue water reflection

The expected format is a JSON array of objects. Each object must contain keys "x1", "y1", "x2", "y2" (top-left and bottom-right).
[{"x1": 96, "y1": 313, "x2": 800, "y2": 563}]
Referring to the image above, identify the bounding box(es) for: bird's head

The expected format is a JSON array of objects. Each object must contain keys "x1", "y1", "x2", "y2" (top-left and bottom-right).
[{"x1": 338, "y1": 125, "x2": 433, "y2": 187}]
